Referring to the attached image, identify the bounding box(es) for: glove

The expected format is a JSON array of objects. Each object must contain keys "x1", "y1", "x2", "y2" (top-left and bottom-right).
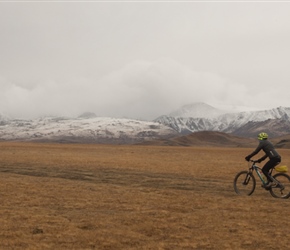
[{"x1": 245, "y1": 156, "x2": 251, "y2": 162}]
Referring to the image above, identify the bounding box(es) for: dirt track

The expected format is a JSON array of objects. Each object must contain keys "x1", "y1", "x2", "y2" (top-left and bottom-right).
[{"x1": 0, "y1": 142, "x2": 289, "y2": 249}]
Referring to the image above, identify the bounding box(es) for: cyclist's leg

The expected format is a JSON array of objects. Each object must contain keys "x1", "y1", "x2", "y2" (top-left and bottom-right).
[
  {"x1": 262, "y1": 160, "x2": 272, "y2": 182},
  {"x1": 262, "y1": 158, "x2": 281, "y2": 182}
]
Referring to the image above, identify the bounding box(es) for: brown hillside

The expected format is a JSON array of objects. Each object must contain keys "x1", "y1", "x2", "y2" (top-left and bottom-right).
[
  {"x1": 272, "y1": 134, "x2": 290, "y2": 148},
  {"x1": 233, "y1": 118, "x2": 290, "y2": 138},
  {"x1": 142, "y1": 131, "x2": 257, "y2": 147},
  {"x1": 143, "y1": 131, "x2": 290, "y2": 149}
]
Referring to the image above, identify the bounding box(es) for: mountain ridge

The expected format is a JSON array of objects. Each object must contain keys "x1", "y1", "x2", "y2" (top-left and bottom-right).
[
  {"x1": 1, "y1": 103, "x2": 290, "y2": 145},
  {"x1": 154, "y1": 104, "x2": 290, "y2": 137}
]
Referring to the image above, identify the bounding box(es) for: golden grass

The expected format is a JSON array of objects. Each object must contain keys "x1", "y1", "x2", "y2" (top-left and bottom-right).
[{"x1": 0, "y1": 142, "x2": 289, "y2": 249}]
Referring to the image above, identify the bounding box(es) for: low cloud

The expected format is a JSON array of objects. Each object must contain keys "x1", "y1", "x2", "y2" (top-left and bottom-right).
[{"x1": 0, "y1": 59, "x2": 275, "y2": 120}]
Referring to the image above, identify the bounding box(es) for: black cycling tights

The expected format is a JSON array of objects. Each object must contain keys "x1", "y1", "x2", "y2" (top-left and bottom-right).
[{"x1": 262, "y1": 157, "x2": 281, "y2": 182}]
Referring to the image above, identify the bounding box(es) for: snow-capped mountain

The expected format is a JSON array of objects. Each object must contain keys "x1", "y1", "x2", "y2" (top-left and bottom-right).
[
  {"x1": 168, "y1": 102, "x2": 227, "y2": 118},
  {"x1": 0, "y1": 116, "x2": 178, "y2": 144},
  {"x1": 1, "y1": 103, "x2": 290, "y2": 144},
  {"x1": 155, "y1": 105, "x2": 290, "y2": 137}
]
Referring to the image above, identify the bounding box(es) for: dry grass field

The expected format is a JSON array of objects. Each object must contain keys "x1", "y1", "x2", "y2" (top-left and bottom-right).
[{"x1": 0, "y1": 142, "x2": 289, "y2": 250}]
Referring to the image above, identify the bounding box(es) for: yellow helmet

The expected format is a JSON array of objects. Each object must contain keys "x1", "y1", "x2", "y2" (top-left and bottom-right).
[{"x1": 258, "y1": 132, "x2": 268, "y2": 140}]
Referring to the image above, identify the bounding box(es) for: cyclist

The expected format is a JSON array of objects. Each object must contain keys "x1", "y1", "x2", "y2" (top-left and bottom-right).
[{"x1": 245, "y1": 132, "x2": 281, "y2": 189}]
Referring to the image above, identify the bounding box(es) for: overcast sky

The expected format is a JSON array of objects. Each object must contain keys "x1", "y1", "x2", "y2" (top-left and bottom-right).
[{"x1": 1, "y1": 1, "x2": 290, "y2": 120}]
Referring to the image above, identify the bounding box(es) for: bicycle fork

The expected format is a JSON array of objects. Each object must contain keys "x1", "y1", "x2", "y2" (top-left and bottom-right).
[{"x1": 243, "y1": 172, "x2": 252, "y2": 185}]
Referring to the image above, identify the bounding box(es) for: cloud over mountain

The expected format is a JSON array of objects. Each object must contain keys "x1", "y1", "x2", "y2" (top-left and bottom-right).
[{"x1": 0, "y1": 59, "x2": 251, "y2": 120}]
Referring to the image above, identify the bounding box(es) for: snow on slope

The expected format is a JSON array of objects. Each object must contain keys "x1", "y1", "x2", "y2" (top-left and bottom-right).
[
  {"x1": 216, "y1": 106, "x2": 290, "y2": 129},
  {"x1": 155, "y1": 106, "x2": 290, "y2": 135},
  {"x1": 1, "y1": 104, "x2": 290, "y2": 143},
  {"x1": 0, "y1": 117, "x2": 178, "y2": 143}
]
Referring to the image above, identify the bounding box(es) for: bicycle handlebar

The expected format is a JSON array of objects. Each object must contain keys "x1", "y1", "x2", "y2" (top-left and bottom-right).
[{"x1": 248, "y1": 160, "x2": 260, "y2": 165}]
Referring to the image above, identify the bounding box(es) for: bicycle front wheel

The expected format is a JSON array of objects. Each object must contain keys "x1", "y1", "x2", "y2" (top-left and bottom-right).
[
  {"x1": 234, "y1": 171, "x2": 256, "y2": 196},
  {"x1": 269, "y1": 173, "x2": 290, "y2": 199}
]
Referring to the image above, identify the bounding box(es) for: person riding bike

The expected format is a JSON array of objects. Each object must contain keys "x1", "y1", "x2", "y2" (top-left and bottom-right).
[{"x1": 245, "y1": 132, "x2": 281, "y2": 189}]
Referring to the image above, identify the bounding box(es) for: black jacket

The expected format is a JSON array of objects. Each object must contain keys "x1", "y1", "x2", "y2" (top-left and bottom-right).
[{"x1": 247, "y1": 139, "x2": 281, "y2": 162}]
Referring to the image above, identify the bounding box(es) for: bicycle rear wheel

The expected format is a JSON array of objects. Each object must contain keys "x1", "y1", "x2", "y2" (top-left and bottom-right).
[
  {"x1": 234, "y1": 171, "x2": 256, "y2": 196},
  {"x1": 269, "y1": 173, "x2": 290, "y2": 199}
]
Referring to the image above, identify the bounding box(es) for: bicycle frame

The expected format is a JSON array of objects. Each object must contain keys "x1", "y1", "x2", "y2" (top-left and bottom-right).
[
  {"x1": 251, "y1": 163, "x2": 270, "y2": 185},
  {"x1": 249, "y1": 161, "x2": 284, "y2": 189}
]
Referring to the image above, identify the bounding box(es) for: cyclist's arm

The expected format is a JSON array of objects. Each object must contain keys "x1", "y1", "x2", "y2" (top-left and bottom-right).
[
  {"x1": 247, "y1": 143, "x2": 263, "y2": 159},
  {"x1": 257, "y1": 154, "x2": 267, "y2": 162}
]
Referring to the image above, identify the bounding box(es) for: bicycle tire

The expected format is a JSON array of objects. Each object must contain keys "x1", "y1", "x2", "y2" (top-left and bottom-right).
[
  {"x1": 269, "y1": 173, "x2": 290, "y2": 199},
  {"x1": 234, "y1": 171, "x2": 256, "y2": 196}
]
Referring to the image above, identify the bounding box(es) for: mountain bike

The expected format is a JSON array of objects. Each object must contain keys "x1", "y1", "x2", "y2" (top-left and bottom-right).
[{"x1": 233, "y1": 160, "x2": 290, "y2": 199}]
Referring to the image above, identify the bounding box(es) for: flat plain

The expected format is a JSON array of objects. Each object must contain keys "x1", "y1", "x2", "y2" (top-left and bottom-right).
[{"x1": 0, "y1": 142, "x2": 289, "y2": 249}]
